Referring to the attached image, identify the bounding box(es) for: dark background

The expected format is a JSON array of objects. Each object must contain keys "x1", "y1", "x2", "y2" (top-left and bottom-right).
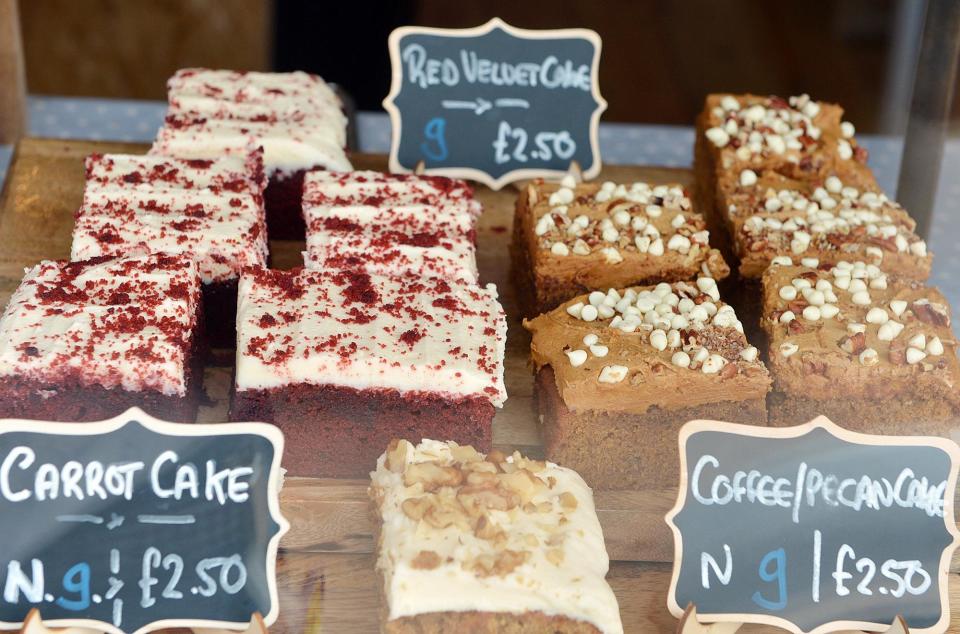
[{"x1": 17, "y1": 0, "x2": 960, "y2": 133}]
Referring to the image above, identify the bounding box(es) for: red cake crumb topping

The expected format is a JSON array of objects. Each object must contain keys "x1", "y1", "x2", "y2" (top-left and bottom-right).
[
  {"x1": 234, "y1": 267, "x2": 507, "y2": 406},
  {"x1": 72, "y1": 152, "x2": 268, "y2": 284},
  {"x1": 0, "y1": 254, "x2": 202, "y2": 396}
]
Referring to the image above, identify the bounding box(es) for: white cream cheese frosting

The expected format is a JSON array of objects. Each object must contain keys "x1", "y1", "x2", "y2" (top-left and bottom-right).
[
  {"x1": 370, "y1": 439, "x2": 623, "y2": 633},
  {"x1": 153, "y1": 68, "x2": 352, "y2": 175},
  {"x1": 71, "y1": 152, "x2": 268, "y2": 285},
  {"x1": 302, "y1": 170, "x2": 480, "y2": 282},
  {"x1": 234, "y1": 268, "x2": 507, "y2": 406},
  {"x1": 0, "y1": 254, "x2": 201, "y2": 396}
]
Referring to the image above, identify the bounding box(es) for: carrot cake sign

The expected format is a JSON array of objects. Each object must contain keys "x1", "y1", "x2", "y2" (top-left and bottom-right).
[
  {"x1": 384, "y1": 17, "x2": 607, "y2": 189},
  {"x1": 0, "y1": 408, "x2": 288, "y2": 634},
  {"x1": 666, "y1": 416, "x2": 960, "y2": 633}
]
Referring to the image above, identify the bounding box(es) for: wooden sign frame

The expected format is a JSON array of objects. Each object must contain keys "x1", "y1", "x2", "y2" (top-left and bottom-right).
[
  {"x1": 665, "y1": 416, "x2": 960, "y2": 634},
  {"x1": 383, "y1": 17, "x2": 607, "y2": 190},
  {"x1": 0, "y1": 407, "x2": 289, "y2": 634}
]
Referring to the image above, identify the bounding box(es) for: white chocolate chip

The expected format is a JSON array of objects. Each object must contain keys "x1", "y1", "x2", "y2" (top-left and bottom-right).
[
  {"x1": 740, "y1": 169, "x2": 757, "y2": 187},
  {"x1": 696, "y1": 277, "x2": 720, "y2": 301},
  {"x1": 908, "y1": 333, "x2": 927, "y2": 349},
  {"x1": 598, "y1": 365, "x2": 628, "y2": 383},
  {"x1": 551, "y1": 242, "x2": 570, "y2": 256},
  {"x1": 852, "y1": 290, "x2": 872, "y2": 306},
  {"x1": 671, "y1": 351, "x2": 691, "y2": 368},
  {"x1": 721, "y1": 95, "x2": 741, "y2": 111},
  {"x1": 588, "y1": 291, "x2": 605, "y2": 306},
  {"x1": 535, "y1": 215, "x2": 555, "y2": 236},
  {"x1": 802, "y1": 306, "x2": 821, "y2": 321},
  {"x1": 648, "y1": 239, "x2": 664, "y2": 256},
  {"x1": 771, "y1": 256, "x2": 793, "y2": 266},
  {"x1": 838, "y1": 139, "x2": 853, "y2": 160},
  {"x1": 877, "y1": 321, "x2": 904, "y2": 341},
  {"x1": 580, "y1": 305, "x2": 598, "y2": 322},
  {"x1": 572, "y1": 239, "x2": 590, "y2": 255},
  {"x1": 927, "y1": 336, "x2": 944, "y2": 356},
  {"x1": 667, "y1": 234, "x2": 691, "y2": 253},
  {"x1": 865, "y1": 307, "x2": 889, "y2": 324},
  {"x1": 779, "y1": 310, "x2": 796, "y2": 324},
  {"x1": 566, "y1": 302, "x2": 584, "y2": 318},
  {"x1": 601, "y1": 247, "x2": 623, "y2": 264},
  {"x1": 705, "y1": 127, "x2": 730, "y2": 147},
  {"x1": 859, "y1": 348, "x2": 878, "y2": 366},
  {"x1": 779, "y1": 286, "x2": 798, "y2": 301},
  {"x1": 847, "y1": 323, "x2": 866, "y2": 334},
  {"x1": 566, "y1": 349, "x2": 588, "y2": 367},
  {"x1": 692, "y1": 347, "x2": 710, "y2": 365},
  {"x1": 906, "y1": 348, "x2": 926, "y2": 365},
  {"x1": 780, "y1": 342, "x2": 799, "y2": 358},
  {"x1": 820, "y1": 304, "x2": 839, "y2": 319},
  {"x1": 589, "y1": 344, "x2": 609, "y2": 358},
  {"x1": 740, "y1": 346, "x2": 759, "y2": 362},
  {"x1": 583, "y1": 333, "x2": 599, "y2": 346},
  {"x1": 560, "y1": 174, "x2": 577, "y2": 188},
  {"x1": 701, "y1": 354, "x2": 727, "y2": 374},
  {"x1": 841, "y1": 121, "x2": 855, "y2": 138},
  {"x1": 649, "y1": 329, "x2": 668, "y2": 351},
  {"x1": 889, "y1": 300, "x2": 907, "y2": 317}
]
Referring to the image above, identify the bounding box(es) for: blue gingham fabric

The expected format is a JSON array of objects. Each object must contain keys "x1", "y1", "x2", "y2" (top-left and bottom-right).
[{"x1": 2, "y1": 97, "x2": 958, "y2": 306}]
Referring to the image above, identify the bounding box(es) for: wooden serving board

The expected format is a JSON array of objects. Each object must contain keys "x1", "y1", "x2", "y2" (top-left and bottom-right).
[{"x1": 3, "y1": 138, "x2": 960, "y2": 633}]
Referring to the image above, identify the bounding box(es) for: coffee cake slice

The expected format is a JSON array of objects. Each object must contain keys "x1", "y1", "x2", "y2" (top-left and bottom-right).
[
  {"x1": 761, "y1": 260, "x2": 960, "y2": 434},
  {"x1": 524, "y1": 278, "x2": 770, "y2": 489},
  {"x1": 512, "y1": 175, "x2": 728, "y2": 317}
]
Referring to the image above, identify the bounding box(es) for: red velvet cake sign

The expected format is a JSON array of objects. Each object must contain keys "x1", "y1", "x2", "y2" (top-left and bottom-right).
[
  {"x1": 384, "y1": 17, "x2": 607, "y2": 190},
  {"x1": 666, "y1": 416, "x2": 960, "y2": 633},
  {"x1": 0, "y1": 408, "x2": 288, "y2": 633}
]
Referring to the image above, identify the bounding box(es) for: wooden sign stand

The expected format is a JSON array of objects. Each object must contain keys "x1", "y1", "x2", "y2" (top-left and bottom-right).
[
  {"x1": 676, "y1": 602, "x2": 911, "y2": 633},
  {"x1": 18, "y1": 609, "x2": 270, "y2": 633}
]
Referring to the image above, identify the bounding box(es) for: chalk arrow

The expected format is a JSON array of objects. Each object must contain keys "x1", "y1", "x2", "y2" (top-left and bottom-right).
[
  {"x1": 494, "y1": 98, "x2": 530, "y2": 109},
  {"x1": 106, "y1": 513, "x2": 124, "y2": 530},
  {"x1": 441, "y1": 98, "x2": 492, "y2": 115}
]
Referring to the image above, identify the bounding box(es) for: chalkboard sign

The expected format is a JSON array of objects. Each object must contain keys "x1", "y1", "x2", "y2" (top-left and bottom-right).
[
  {"x1": 666, "y1": 417, "x2": 960, "y2": 633},
  {"x1": 0, "y1": 408, "x2": 288, "y2": 633},
  {"x1": 384, "y1": 17, "x2": 607, "y2": 190}
]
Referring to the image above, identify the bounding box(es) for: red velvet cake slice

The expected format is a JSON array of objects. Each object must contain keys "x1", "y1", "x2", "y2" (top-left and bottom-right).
[
  {"x1": 0, "y1": 254, "x2": 203, "y2": 423},
  {"x1": 230, "y1": 267, "x2": 507, "y2": 478},
  {"x1": 70, "y1": 151, "x2": 268, "y2": 348},
  {"x1": 153, "y1": 68, "x2": 352, "y2": 239},
  {"x1": 302, "y1": 170, "x2": 480, "y2": 283}
]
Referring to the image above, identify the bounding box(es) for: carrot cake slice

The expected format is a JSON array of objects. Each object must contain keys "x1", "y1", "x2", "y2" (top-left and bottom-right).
[{"x1": 370, "y1": 439, "x2": 623, "y2": 634}]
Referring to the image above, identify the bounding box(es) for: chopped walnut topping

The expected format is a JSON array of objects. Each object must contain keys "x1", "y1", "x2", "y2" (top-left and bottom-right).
[
  {"x1": 404, "y1": 462, "x2": 464, "y2": 491},
  {"x1": 376, "y1": 440, "x2": 600, "y2": 583},
  {"x1": 411, "y1": 551, "x2": 442, "y2": 570}
]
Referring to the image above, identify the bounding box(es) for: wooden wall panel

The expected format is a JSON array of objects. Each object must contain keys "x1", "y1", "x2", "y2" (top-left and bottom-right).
[{"x1": 19, "y1": 0, "x2": 270, "y2": 99}]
